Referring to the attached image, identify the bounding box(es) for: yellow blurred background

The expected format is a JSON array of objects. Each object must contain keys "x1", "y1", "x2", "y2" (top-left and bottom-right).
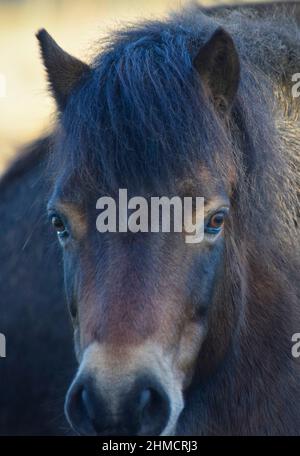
[{"x1": 0, "y1": 0, "x2": 260, "y2": 173}]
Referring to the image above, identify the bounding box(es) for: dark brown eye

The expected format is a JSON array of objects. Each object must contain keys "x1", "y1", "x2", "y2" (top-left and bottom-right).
[
  {"x1": 51, "y1": 215, "x2": 67, "y2": 235},
  {"x1": 51, "y1": 215, "x2": 65, "y2": 232},
  {"x1": 205, "y1": 210, "x2": 227, "y2": 234}
]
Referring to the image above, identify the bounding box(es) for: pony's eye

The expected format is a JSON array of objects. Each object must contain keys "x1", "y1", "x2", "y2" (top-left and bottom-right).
[
  {"x1": 51, "y1": 215, "x2": 68, "y2": 237},
  {"x1": 205, "y1": 210, "x2": 227, "y2": 235}
]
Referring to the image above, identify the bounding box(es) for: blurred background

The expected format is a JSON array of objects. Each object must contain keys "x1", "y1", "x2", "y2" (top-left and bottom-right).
[{"x1": 0, "y1": 0, "x2": 260, "y2": 173}]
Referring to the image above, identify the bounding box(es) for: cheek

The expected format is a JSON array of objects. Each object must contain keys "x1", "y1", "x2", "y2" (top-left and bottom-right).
[
  {"x1": 174, "y1": 321, "x2": 207, "y2": 388},
  {"x1": 171, "y1": 244, "x2": 225, "y2": 385},
  {"x1": 190, "y1": 241, "x2": 226, "y2": 310},
  {"x1": 63, "y1": 252, "x2": 81, "y2": 319}
]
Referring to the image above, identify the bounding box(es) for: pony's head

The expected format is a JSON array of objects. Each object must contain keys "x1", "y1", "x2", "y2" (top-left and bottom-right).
[{"x1": 37, "y1": 16, "x2": 245, "y2": 435}]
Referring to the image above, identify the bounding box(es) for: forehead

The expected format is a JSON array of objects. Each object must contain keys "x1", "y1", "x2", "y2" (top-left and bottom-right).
[{"x1": 49, "y1": 162, "x2": 230, "y2": 209}]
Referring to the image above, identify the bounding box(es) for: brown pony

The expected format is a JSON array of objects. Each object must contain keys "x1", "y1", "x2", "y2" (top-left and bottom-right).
[{"x1": 34, "y1": 2, "x2": 299, "y2": 435}]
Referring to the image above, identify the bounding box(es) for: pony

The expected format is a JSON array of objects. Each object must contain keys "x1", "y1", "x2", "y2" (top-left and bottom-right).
[{"x1": 0, "y1": 1, "x2": 299, "y2": 435}]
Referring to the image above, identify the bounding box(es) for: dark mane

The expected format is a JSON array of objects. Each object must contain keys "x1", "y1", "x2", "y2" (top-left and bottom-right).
[{"x1": 54, "y1": 13, "x2": 238, "y2": 194}]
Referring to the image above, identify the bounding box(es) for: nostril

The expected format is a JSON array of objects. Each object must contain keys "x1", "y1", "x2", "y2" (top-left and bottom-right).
[
  {"x1": 137, "y1": 385, "x2": 170, "y2": 435},
  {"x1": 140, "y1": 388, "x2": 160, "y2": 418},
  {"x1": 138, "y1": 388, "x2": 152, "y2": 413},
  {"x1": 65, "y1": 382, "x2": 98, "y2": 436},
  {"x1": 66, "y1": 377, "x2": 171, "y2": 436},
  {"x1": 82, "y1": 388, "x2": 96, "y2": 422}
]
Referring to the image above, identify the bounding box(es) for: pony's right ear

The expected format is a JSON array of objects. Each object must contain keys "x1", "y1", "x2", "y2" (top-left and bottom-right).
[
  {"x1": 36, "y1": 29, "x2": 90, "y2": 111},
  {"x1": 193, "y1": 27, "x2": 240, "y2": 111}
]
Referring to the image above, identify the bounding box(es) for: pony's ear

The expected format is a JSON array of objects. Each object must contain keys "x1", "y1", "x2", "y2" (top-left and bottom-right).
[
  {"x1": 36, "y1": 29, "x2": 90, "y2": 110},
  {"x1": 193, "y1": 27, "x2": 240, "y2": 111}
]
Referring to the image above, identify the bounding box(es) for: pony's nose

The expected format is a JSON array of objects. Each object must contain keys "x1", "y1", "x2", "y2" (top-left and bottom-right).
[{"x1": 65, "y1": 375, "x2": 171, "y2": 435}]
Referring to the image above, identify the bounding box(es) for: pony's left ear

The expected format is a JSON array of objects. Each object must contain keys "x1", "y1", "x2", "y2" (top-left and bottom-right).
[
  {"x1": 36, "y1": 29, "x2": 90, "y2": 110},
  {"x1": 193, "y1": 27, "x2": 240, "y2": 111}
]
